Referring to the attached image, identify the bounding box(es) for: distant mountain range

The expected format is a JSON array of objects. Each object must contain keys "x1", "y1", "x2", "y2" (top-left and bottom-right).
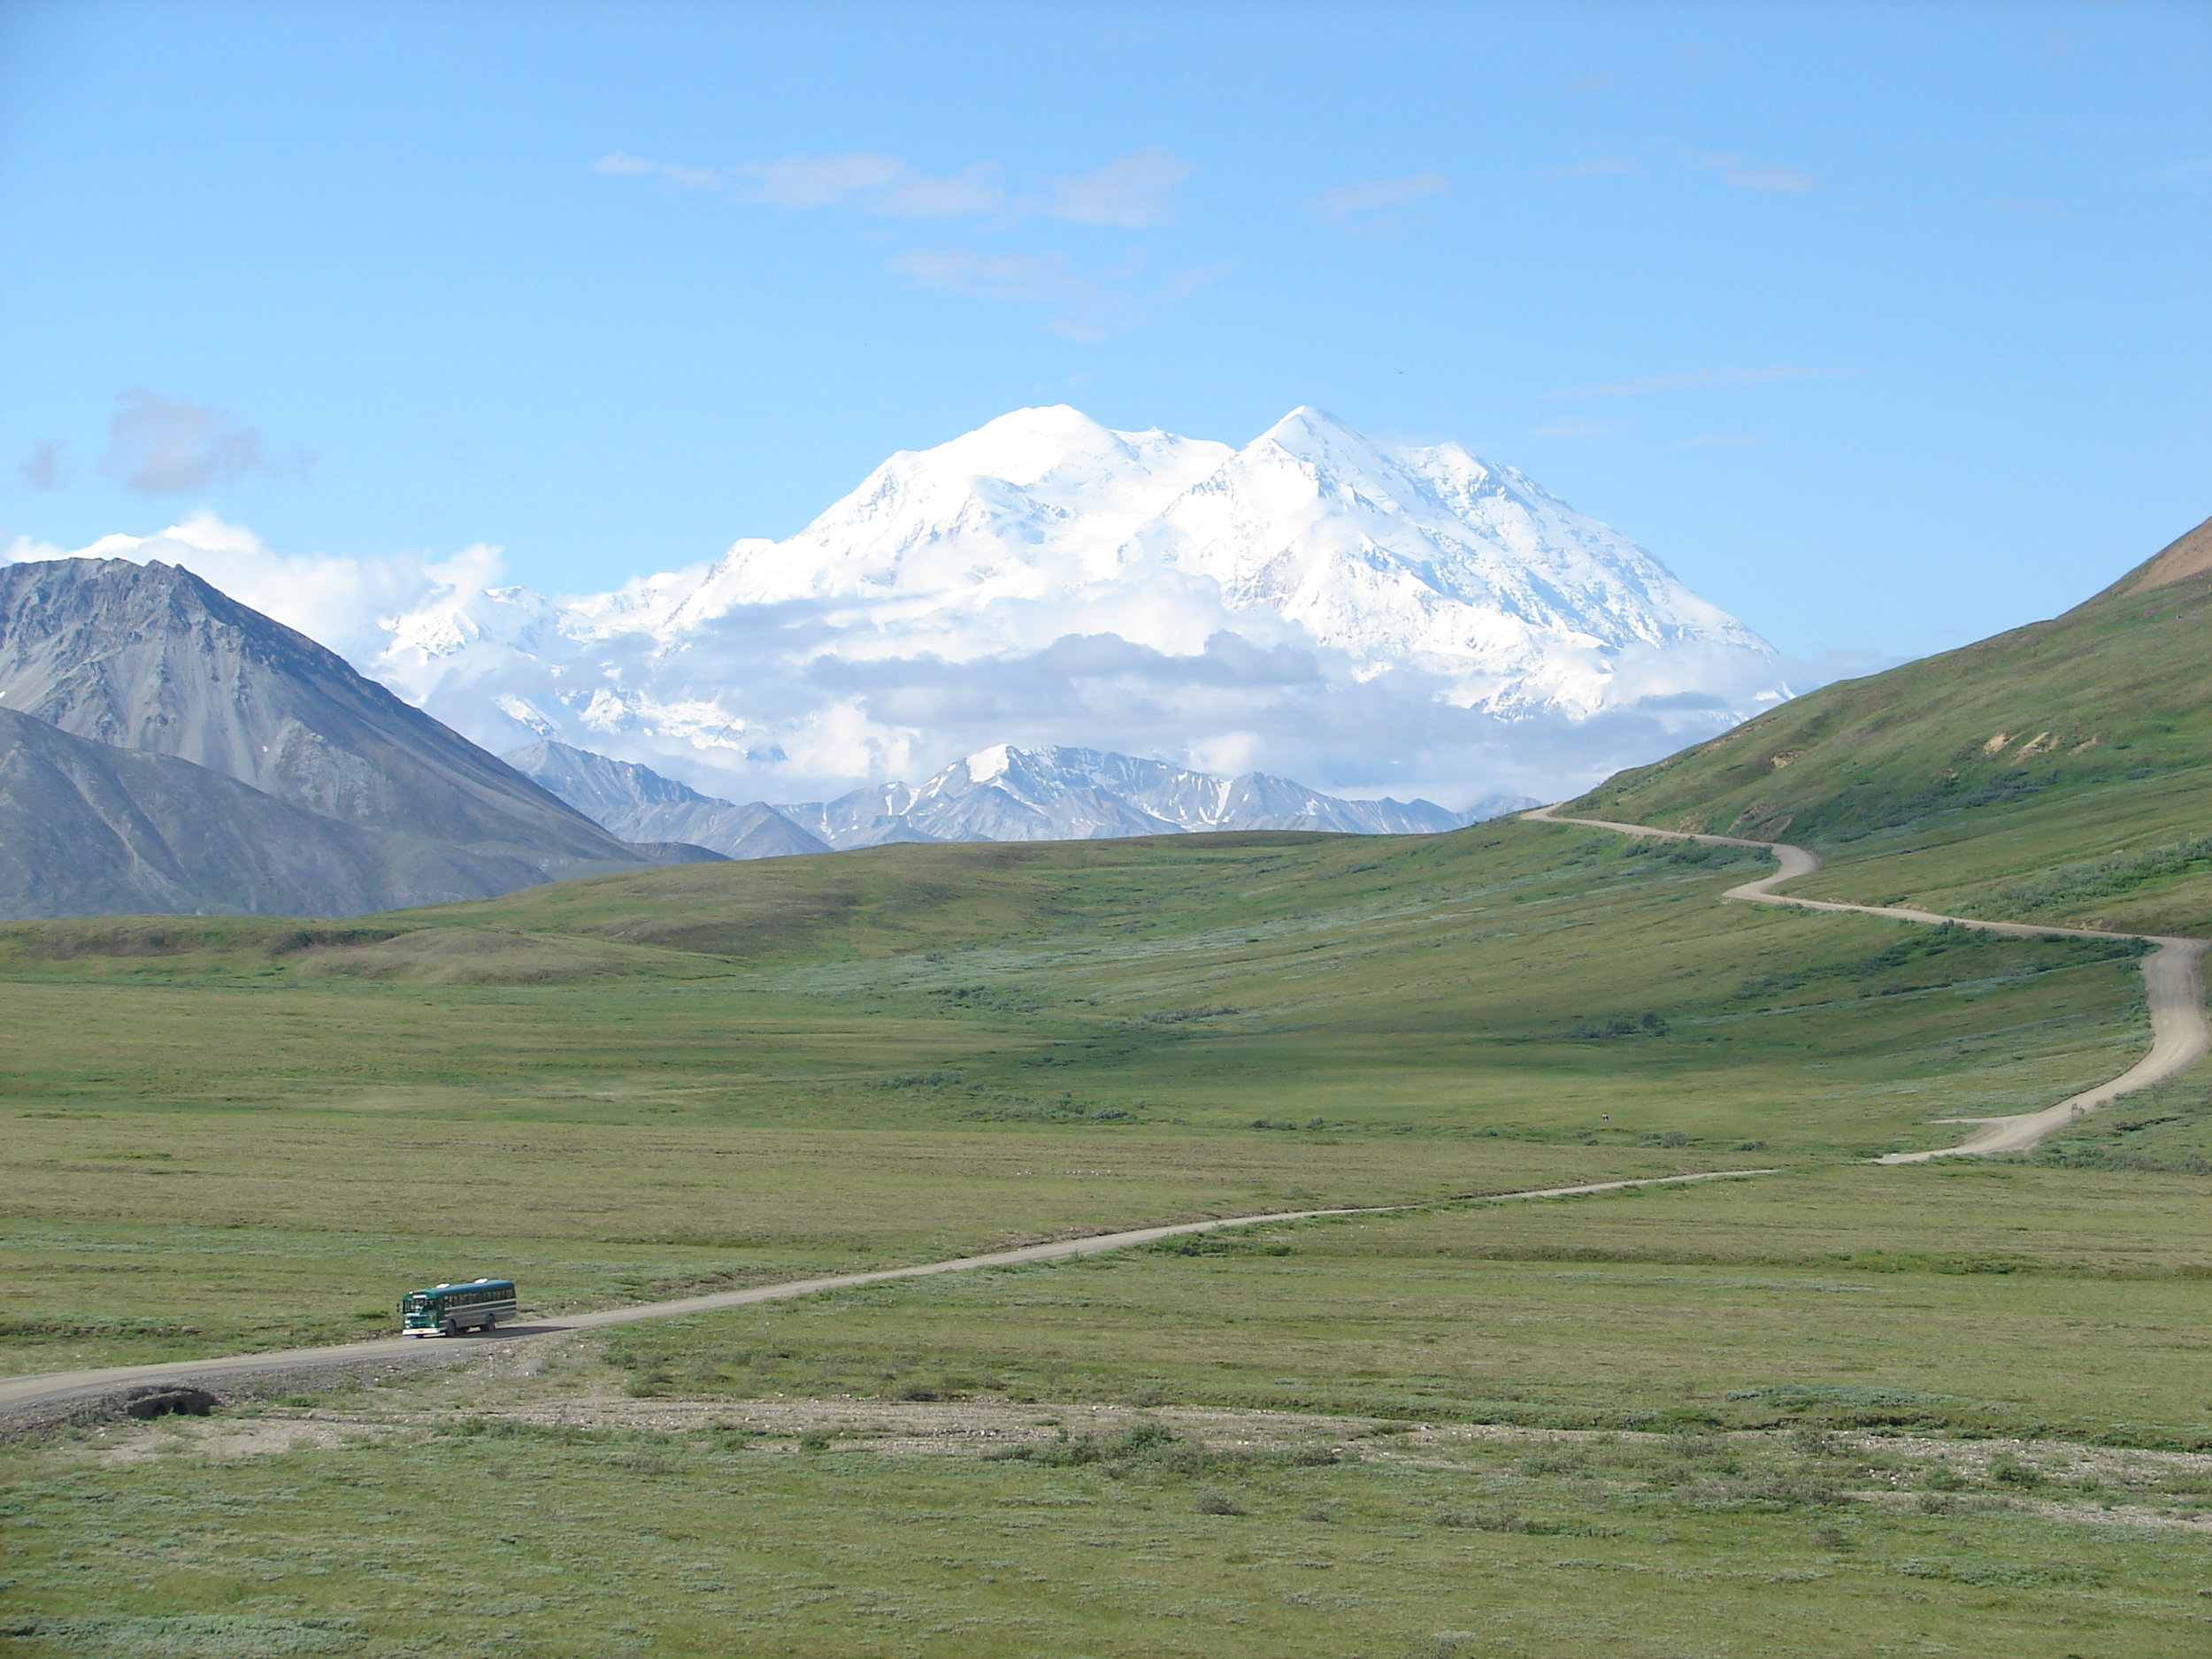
[
  {"x1": 344, "y1": 405, "x2": 1786, "y2": 809},
  {"x1": 503, "y1": 741, "x2": 831, "y2": 859},
  {"x1": 0, "y1": 406, "x2": 1804, "y2": 918},
  {"x1": 506, "y1": 738, "x2": 1526, "y2": 857},
  {"x1": 0, "y1": 558, "x2": 720, "y2": 919}
]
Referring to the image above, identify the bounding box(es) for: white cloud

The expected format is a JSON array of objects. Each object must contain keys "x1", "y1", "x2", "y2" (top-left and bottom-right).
[
  {"x1": 1985, "y1": 196, "x2": 2070, "y2": 223},
  {"x1": 1312, "y1": 171, "x2": 1448, "y2": 218},
  {"x1": 1684, "y1": 150, "x2": 1819, "y2": 192},
  {"x1": 1044, "y1": 148, "x2": 1194, "y2": 227},
  {"x1": 595, "y1": 148, "x2": 1193, "y2": 226},
  {"x1": 1552, "y1": 366, "x2": 1843, "y2": 398},
  {"x1": 737, "y1": 152, "x2": 909, "y2": 208},
  {"x1": 99, "y1": 389, "x2": 311, "y2": 495},
  {"x1": 591, "y1": 145, "x2": 1207, "y2": 333},
  {"x1": 591, "y1": 150, "x2": 718, "y2": 188},
  {"x1": 890, "y1": 250, "x2": 1084, "y2": 303},
  {"x1": 874, "y1": 164, "x2": 1006, "y2": 219},
  {"x1": 1532, "y1": 154, "x2": 1637, "y2": 181}
]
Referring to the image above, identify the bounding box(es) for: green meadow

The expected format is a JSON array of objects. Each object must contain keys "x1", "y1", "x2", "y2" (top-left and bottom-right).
[
  {"x1": 5, "y1": 1165, "x2": 2212, "y2": 1656},
  {"x1": 5, "y1": 809, "x2": 2210, "y2": 1654},
  {"x1": 0, "y1": 821, "x2": 2162, "y2": 1376},
  {"x1": 6, "y1": 1394, "x2": 2210, "y2": 1659}
]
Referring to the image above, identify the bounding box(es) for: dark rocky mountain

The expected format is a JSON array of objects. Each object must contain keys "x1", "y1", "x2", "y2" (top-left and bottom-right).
[
  {"x1": 0, "y1": 706, "x2": 553, "y2": 918},
  {"x1": 0, "y1": 558, "x2": 645, "y2": 875},
  {"x1": 0, "y1": 558, "x2": 726, "y2": 918},
  {"x1": 503, "y1": 741, "x2": 829, "y2": 862}
]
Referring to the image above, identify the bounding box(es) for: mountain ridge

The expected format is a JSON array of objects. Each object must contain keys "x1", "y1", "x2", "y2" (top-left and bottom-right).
[
  {"x1": 0, "y1": 558, "x2": 730, "y2": 918},
  {"x1": 506, "y1": 737, "x2": 1513, "y2": 856}
]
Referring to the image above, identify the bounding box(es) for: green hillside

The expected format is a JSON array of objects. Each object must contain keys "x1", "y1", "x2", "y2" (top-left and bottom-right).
[{"x1": 1567, "y1": 517, "x2": 2212, "y2": 931}]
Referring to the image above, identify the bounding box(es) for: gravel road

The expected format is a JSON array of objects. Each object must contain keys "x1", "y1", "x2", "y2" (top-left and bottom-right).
[
  {"x1": 1525, "y1": 805, "x2": 2211, "y2": 1163},
  {"x1": 0, "y1": 1169, "x2": 1773, "y2": 1428}
]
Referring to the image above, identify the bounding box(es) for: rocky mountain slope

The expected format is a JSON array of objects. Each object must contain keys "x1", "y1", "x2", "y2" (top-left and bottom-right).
[
  {"x1": 504, "y1": 741, "x2": 828, "y2": 860},
  {"x1": 0, "y1": 557, "x2": 656, "y2": 877},
  {"x1": 0, "y1": 706, "x2": 554, "y2": 918},
  {"x1": 0, "y1": 558, "x2": 731, "y2": 918},
  {"x1": 507, "y1": 738, "x2": 1508, "y2": 856},
  {"x1": 359, "y1": 406, "x2": 1785, "y2": 809}
]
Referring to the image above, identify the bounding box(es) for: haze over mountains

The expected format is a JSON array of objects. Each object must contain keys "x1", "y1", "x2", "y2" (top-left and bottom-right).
[{"x1": 43, "y1": 406, "x2": 1788, "y2": 814}]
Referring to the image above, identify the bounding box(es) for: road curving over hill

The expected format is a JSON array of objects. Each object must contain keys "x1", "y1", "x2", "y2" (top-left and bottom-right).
[
  {"x1": 1524, "y1": 805, "x2": 2212, "y2": 1164},
  {"x1": 0, "y1": 1169, "x2": 1776, "y2": 1427}
]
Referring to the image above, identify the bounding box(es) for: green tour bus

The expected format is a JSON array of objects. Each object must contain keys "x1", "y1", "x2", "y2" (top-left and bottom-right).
[{"x1": 400, "y1": 1279, "x2": 518, "y2": 1337}]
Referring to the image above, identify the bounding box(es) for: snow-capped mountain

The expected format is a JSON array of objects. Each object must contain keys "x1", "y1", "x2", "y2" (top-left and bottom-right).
[
  {"x1": 33, "y1": 407, "x2": 1788, "y2": 811},
  {"x1": 776, "y1": 743, "x2": 1507, "y2": 849},
  {"x1": 508, "y1": 738, "x2": 1520, "y2": 857}
]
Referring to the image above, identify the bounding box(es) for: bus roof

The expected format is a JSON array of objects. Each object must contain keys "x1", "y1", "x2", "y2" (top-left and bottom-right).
[{"x1": 409, "y1": 1278, "x2": 513, "y2": 1295}]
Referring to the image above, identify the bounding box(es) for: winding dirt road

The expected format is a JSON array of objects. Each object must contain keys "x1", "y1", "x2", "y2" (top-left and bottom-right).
[
  {"x1": 0, "y1": 1169, "x2": 1774, "y2": 1424},
  {"x1": 1524, "y1": 805, "x2": 2211, "y2": 1163}
]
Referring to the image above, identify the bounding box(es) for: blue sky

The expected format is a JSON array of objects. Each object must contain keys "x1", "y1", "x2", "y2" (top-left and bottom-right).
[{"x1": 1, "y1": 0, "x2": 2205, "y2": 668}]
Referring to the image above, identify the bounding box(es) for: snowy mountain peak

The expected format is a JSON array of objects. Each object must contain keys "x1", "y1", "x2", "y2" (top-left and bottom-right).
[
  {"x1": 117, "y1": 405, "x2": 1787, "y2": 818},
  {"x1": 927, "y1": 404, "x2": 1143, "y2": 486},
  {"x1": 1250, "y1": 404, "x2": 1382, "y2": 468}
]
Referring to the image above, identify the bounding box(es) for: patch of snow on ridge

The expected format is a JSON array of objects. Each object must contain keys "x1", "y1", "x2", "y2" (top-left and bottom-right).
[
  {"x1": 965, "y1": 742, "x2": 1015, "y2": 784},
  {"x1": 14, "y1": 408, "x2": 1788, "y2": 810}
]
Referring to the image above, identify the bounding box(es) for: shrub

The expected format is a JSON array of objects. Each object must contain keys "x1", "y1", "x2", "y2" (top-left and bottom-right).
[{"x1": 1986, "y1": 1452, "x2": 2047, "y2": 1488}]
